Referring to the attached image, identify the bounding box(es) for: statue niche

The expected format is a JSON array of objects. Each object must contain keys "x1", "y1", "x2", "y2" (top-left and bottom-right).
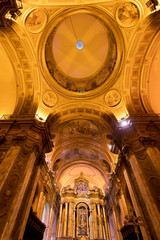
[{"x1": 76, "y1": 203, "x2": 89, "y2": 237}]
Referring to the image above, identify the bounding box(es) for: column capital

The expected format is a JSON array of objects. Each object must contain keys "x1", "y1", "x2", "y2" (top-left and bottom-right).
[
  {"x1": 111, "y1": 115, "x2": 160, "y2": 153},
  {"x1": 0, "y1": 0, "x2": 22, "y2": 27},
  {"x1": 0, "y1": 117, "x2": 52, "y2": 154}
]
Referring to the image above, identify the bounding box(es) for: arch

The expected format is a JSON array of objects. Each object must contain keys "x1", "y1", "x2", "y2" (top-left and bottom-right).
[
  {"x1": 56, "y1": 162, "x2": 109, "y2": 193},
  {"x1": 0, "y1": 23, "x2": 40, "y2": 116},
  {"x1": 123, "y1": 10, "x2": 160, "y2": 114},
  {"x1": 47, "y1": 104, "x2": 117, "y2": 133},
  {"x1": 0, "y1": 41, "x2": 17, "y2": 118},
  {"x1": 141, "y1": 31, "x2": 160, "y2": 113}
]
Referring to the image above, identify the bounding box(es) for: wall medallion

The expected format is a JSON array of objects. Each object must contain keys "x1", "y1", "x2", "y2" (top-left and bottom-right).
[
  {"x1": 116, "y1": 2, "x2": 140, "y2": 28},
  {"x1": 42, "y1": 91, "x2": 57, "y2": 108},
  {"x1": 25, "y1": 9, "x2": 47, "y2": 33},
  {"x1": 105, "y1": 89, "x2": 121, "y2": 107}
]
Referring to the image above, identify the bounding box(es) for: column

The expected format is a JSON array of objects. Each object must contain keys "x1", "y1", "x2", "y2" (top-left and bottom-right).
[
  {"x1": 63, "y1": 202, "x2": 68, "y2": 237},
  {"x1": 68, "y1": 202, "x2": 74, "y2": 237},
  {"x1": 112, "y1": 206, "x2": 120, "y2": 240},
  {"x1": 73, "y1": 208, "x2": 76, "y2": 238},
  {"x1": 93, "y1": 203, "x2": 99, "y2": 239},
  {"x1": 119, "y1": 121, "x2": 160, "y2": 240},
  {"x1": 119, "y1": 192, "x2": 128, "y2": 221},
  {"x1": 113, "y1": 204, "x2": 123, "y2": 240},
  {"x1": 102, "y1": 205, "x2": 109, "y2": 240},
  {"x1": 58, "y1": 203, "x2": 63, "y2": 237},
  {"x1": 97, "y1": 203, "x2": 104, "y2": 239},
  {"x1": 106, "y1": 211, "x2": 112, "y2": 240},
  {"x1": 89, "y1": 205, "x2": 94, "y2": 239},
  {"x1": 0, "y1": 119, "x2": 52, "y2": 240},
  {"x1": 48, "y1": 206, "x2": 56, "y2": 240},
  {"x1": 123, "y1": 169, "x2": 152, "y2": 240}
]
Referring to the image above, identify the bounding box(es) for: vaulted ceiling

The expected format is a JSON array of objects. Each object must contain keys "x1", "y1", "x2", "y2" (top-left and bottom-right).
[{"x1": 0, "y1": 0, "x2": 160, "y2": 192}]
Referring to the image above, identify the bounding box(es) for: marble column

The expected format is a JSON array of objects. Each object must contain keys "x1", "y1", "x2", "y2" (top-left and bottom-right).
[
  {"x1": 93, "y1": 203, "x2": 99, "y2": 238},
  {"x1": 113, "y1": 204, "x2": 123, "y2": 240},
  {"x1": 111, "y1": 206, "x2": 119, "y2": 240},
  {"x1": 58, "y1": 203, "x2": 63, "y2": 237},
  {"x1": 118, "y1": 192, "x2": 128, "y2": 224},
  {"x1": 89, "y1": 206, "x2": 94, "y2": 239},
  {"x1": 97, "y1": 203, "x2": 104, "y2": 239},
  {"x1": 63, "y1": 202, "x2": 68, "y2": 237},
  {"x1": 73, "y1": 208, "x2": 76, "y2": 238},
  {"x1": 68, "y1": 202, "x2": 74, "y2": 237},
  {"x1": 119, "y1": 121, "x2": 160, "y2": 240},
  {"x1": 102, "y1": 205, "x2": 109, "y2": 240},
  {"x1": 123, "y1": 169, "x2": 152, "y2": 240}
]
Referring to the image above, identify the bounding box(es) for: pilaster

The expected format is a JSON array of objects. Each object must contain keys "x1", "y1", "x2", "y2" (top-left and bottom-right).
[
  {"x1": 115, "y1": 115, "x2": 160, "y2": 240},
  {"x1": 0, "y1": 117, "x2": 52, "y2": 240},
  {"x1": 58, "y1": 203, "x2": 63, "y2": 237}
]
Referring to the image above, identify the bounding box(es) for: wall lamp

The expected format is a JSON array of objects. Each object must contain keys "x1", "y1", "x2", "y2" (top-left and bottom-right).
[{"x1": 119, "y1": 118, "x2": 131, "y2": 129}]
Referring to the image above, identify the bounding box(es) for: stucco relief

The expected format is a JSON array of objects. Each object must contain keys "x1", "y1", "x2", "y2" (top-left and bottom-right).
[
  {"x1": 25, "y1": 9, "x2": 47, "y2": 33},
  {"x1": 105, "y1": 89, "x2": 121, "y2": 107},
  {"x1": 42, "y1": 91, "x2": 57, "y2": 108},
  {"x1": 116, "y1": 2, "x2": 140, "y2": 28}
]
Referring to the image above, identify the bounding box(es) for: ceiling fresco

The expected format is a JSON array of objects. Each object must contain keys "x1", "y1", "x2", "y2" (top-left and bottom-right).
[
  {"x1": 65, "y1": 148, "x2": 97, "y2": 160},
  {"x1": 45, "y1": 12, "x2": 117, "y2": 92},
  {"x1": 53, "y1": 119, "x2": 102, "y2": 138},
  {"x1": 1, "y1": 0, "x2": 157, "y2": 196}
]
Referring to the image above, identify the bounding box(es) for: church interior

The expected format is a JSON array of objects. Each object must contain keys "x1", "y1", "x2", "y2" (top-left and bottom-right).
[{"x1": 0, "y1": 0, "x2": 160, "y2": 239}]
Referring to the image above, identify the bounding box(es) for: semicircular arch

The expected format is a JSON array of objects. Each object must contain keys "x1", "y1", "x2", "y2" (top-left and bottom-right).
[
  {"x1": 0, "y1": 23, "x2": 40, "y2": 116},
  {"x1": 123, "y1": 11, "x2": 160, "y2": 114}
]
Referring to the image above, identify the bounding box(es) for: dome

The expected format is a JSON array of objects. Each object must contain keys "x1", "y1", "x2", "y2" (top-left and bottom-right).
[{"x1": 45, "y1": 12, "x2": 117, "y2": 92}]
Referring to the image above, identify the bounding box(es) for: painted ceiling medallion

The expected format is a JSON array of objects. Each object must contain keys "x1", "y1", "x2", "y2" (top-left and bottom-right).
[
  {"x1": 45, "y1": 13, "x2": 117, "y2": 92},
  {"x1": 42, "y1": 91, "x2": 57, "y2": 108},
  {"x1": 116, "y1": 2, "x2": 140, "y2": 28},
  {"x1": 25, "y1": 9, "x2": 47, "y2": 33},
  {"x1": 105, "y1": 89, "x2": 121, "y2": 107}
]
